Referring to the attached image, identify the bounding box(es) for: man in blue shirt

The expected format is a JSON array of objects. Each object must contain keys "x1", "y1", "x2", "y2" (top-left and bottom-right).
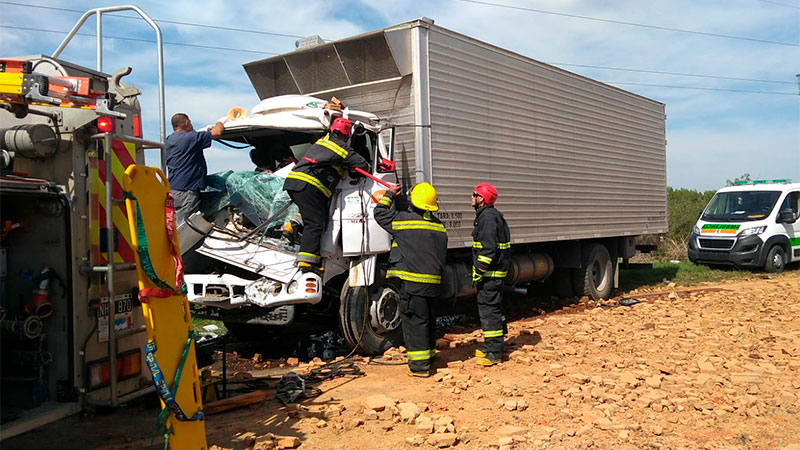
[{"x1": 166, "y1": 113, "x2": 223, "y2": 225}]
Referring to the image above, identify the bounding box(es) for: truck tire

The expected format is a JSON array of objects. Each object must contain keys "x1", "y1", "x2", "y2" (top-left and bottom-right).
[
  {"x1": 573, "y1": 243, "x2": 613, "y2": 300},
  {"x1": 339, "y1": 279, "x2": 404, "y2": 355},
  {"x1": 764, "y1": 245, "x2": 786, "y2": 273}
]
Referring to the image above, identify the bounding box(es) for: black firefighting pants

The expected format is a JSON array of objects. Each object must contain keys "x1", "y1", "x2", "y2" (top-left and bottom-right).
[
  {"x1": 477, "y1": 278, "x2": 505, "y2": 356},
  {"x1": 399, "y1": 284, "x2": 436, "y2": 372},
  {"x1": 287, "y1": 185, "x2": 329, "y2": 265}
]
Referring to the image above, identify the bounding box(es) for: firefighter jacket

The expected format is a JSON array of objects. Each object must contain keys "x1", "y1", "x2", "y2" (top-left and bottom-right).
[
  {"x1": 374, "y1": 192, "x2": 448, "y2": 297},
  {"x1": 472, "y1": 205, "x2": 511, "y2": 279},
  {"x1": 283, "y1": 133, "x2": 370, "y2": 198}
]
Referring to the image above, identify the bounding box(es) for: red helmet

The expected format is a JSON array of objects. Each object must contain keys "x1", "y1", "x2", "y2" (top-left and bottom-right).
[
  {"x1": 330, "y1": 117, "x2": 352, "y2": 138},
  {"x1": 474, "y1": 183, "x2": 498, "y2": 205}
]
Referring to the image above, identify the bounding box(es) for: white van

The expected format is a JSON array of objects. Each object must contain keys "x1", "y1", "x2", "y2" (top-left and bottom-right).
[{"x1": 688, "y1": 180, "x2": 800, "y2": 272}]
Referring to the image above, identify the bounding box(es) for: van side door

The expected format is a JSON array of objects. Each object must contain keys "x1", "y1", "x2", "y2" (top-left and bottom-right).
[{"x1": 778, "y1": 190, "x2": 800, "y2": 262}]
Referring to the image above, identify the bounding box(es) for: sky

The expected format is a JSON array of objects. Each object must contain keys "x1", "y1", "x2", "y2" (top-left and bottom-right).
[{"x1": 1, "y1": 0, "x2": 798, "y2": 191}]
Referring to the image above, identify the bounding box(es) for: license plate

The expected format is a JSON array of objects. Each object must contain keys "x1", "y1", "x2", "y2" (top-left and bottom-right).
[{"x1": 97, "y1": 294, "x2": 134, "y2": 317}]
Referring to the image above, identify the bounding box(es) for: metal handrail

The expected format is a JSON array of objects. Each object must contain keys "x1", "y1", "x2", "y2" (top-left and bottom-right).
[{"x1": 51, "y1": 5, "x2": 167, "y2": 162}]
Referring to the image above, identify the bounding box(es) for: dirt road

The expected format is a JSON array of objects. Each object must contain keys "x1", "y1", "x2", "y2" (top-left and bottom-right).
[{"x1": 6, "y1": 272, "x2": 800, "y2": 449}]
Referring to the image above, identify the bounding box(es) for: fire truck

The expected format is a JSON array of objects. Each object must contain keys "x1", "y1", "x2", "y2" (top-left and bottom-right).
[{"x1": 0, "y1": 6, "x2": 167, "y2": 439}]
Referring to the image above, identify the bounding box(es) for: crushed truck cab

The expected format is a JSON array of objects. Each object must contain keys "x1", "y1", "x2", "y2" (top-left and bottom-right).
[
  {"x1": 688, "y1": 180, "x2": 800, "y2": 272},
  {"x1": 182, "y1": 95, "x2": 397, "y2": 327}
]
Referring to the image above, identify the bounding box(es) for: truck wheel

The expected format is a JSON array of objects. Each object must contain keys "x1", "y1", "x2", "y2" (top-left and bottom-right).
[
  {"x1": 764, "y1": 245, "x2": 786, "y2": 273},
  {"x1": 339, "y1": 279, "x2": 404, "y2": 355},
  {"x1": 573, "y1": 243, "x2": 613, "y2": 300}
]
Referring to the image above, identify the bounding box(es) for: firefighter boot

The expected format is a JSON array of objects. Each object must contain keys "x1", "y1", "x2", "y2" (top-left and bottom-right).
[
  {"x1": 407, "y1": 367, "x2": 431, "y2": 378},
  {"x1": 297, "y1": 261, "x2": 324, "y2": 277},
  {"x1": 476, "y1": 352, "x2": 501, "y2": 366},
  {"x1": 475, "y1": 348, "x2": 508, "y2": 358}
]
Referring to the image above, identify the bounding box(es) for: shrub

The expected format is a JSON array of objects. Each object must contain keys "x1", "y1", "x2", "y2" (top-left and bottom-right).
[{"x1": 638, "y1": 187, "x2": 716, "y2": 261}]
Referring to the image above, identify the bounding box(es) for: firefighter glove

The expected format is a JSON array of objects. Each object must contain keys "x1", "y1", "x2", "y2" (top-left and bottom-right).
[{"x1": 472, "y1": 266, "x2": 484, "y2": 284}]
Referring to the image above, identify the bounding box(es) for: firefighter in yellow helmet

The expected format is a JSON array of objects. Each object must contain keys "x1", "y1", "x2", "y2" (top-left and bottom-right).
[{"x1": 374, "y1": 182, "x2": 448, "y2": 377}]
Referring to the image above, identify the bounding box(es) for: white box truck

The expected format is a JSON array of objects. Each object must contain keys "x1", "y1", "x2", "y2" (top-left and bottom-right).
[
  {"x1": 688, "y1": 180, "x2": 799, "y2": 272},
  {"x1": 184, "y1": 18, "x2": 668, "y2": 354}
]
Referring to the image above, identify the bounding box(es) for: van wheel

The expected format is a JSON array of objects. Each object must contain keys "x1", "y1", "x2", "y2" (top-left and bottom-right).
[
  {"x1": 764, "y1": 245, "x2": 785, "y2": 273},
  {"x1": 573, "y1": 243, "x2": 613, "y2": 300},
  {"x1": 339, "y1": 279, "x2": 404, "y2": 355}
]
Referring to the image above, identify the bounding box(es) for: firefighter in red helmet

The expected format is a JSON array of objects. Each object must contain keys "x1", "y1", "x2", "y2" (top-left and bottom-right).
[
  {"x1": 470, "y1": 182, "x2": 511, "y2": 366},
  {"x1": 283, "y1": 117, "x2": 370, "y2": 274}
]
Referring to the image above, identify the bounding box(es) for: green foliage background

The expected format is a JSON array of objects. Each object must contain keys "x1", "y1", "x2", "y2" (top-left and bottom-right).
[{"x1": 640, "y1": 187, "x2": 716, "y2": 261}]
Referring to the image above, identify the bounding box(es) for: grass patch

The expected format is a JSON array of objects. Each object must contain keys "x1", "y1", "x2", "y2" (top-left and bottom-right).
[
  {"x1": 620, "y1": 260, "x2": 753, "y2": 291},
  {"x1": 192, "y1": 318, "x2": 227, "y2": 334}
]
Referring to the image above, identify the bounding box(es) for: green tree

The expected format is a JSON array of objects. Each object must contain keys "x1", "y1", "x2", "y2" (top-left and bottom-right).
[{"x1": 726, "y1": 173, "x2": 751, "y2": 186}]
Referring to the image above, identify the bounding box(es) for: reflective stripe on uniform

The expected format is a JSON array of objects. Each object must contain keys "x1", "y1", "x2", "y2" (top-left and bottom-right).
[
  {"x1": 483, "y1": 271, "x2": 507, "y2": 278},
  {"x1": 316, "y1": 134, "x2": 349, "y2": 159},
  {"x1": 498, "y1": 242, "x2": 511, "y2": 249},
  {"x1": 472, "y1": 241, "x2": 483, "y2": 249},
  {"x1": 287, "y1": 171, "x2": 332, "y2": 197},
  {"x1": 379, "y1": 195, "x2": 393, "y2": 206},
  {"x1": 392, "y1": 220, "x2": 446, "y2": 233},
  {"x1": 483, "y1": 329, "x2": 503, "y2": 338},
  {"x1": 476, "y1": 255, "x2": 492, "y2": 264},
  {"x1": 391, "y1": 241, "x2": 398, "y2": 248},
  {"x1": 298, "y1": 252, "x2": 321, "y2": 263},
  {"x1": 386, "y1": 269, "x2": 441, "y2": 284},
  {"x1": 406, "y1": 349, "x2": 433, "y2": 361}
]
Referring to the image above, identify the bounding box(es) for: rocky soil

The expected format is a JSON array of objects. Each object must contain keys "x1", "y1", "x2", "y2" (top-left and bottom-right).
[
  {"x1": 202, "y1": 272, "x2": 800, "y2": 450},
  {"x1": 5, "y1": 271, "x2": 799, "y2": 450}
]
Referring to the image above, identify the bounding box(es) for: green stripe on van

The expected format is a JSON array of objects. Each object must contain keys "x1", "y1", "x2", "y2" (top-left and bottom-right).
[
  {"x1": 790, "y1": 237, "x2": 800, "y2": 246},
  {"x1": 701, "y1": 224, "x2": 741, "y2": 231}
]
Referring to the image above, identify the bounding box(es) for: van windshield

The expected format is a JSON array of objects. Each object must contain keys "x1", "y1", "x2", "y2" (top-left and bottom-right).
[{"x1": 701, "y1": 191, "x2": 781, "y2": 222}]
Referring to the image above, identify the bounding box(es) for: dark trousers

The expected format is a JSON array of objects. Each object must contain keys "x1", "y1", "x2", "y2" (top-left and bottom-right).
[
  {"x1": 287, "y1": 186, "x2": 329, "y2": 264},
  {"x1": 399, "y1": 285, "x2": 436, "y2": 372},
  {"x1": 477, "y1": 278, "x2": 505, "y2": 355},
  {"x1": 171, "y1": 189, "x2": 200, "y2": 227}
]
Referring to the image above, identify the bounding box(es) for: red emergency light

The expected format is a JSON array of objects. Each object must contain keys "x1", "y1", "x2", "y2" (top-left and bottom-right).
[
  {"x1": 132, "y1": 114, "x2": 142, "y2": 138},
  {"x1": 96, "y1": 116, "x2": 115, "y2": 133}
]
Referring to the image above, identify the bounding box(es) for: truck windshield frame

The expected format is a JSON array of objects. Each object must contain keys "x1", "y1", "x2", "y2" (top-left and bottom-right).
[{"x1": 702, "y1": 190, "x2": 781, "y2": 222}]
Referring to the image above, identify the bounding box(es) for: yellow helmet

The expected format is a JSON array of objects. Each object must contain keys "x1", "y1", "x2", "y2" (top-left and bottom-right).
[{"x1": 410, "y1": 182, "x2": 439, "y2": 212}]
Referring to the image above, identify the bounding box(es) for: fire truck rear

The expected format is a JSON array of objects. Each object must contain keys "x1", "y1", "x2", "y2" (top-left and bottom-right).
[{"x1": 0, "y1": 6, "x2": 166, "y2": 439}]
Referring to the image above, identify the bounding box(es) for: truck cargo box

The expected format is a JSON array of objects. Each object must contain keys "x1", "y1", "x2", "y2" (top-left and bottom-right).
[{"x1": 243, "y1": 18, "x2": 668, "y2": 248}]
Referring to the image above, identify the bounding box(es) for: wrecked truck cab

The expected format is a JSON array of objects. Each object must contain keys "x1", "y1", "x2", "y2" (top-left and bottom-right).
[{"x1": 182, "y1": 95, "x2": 399, "y2": 341}]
